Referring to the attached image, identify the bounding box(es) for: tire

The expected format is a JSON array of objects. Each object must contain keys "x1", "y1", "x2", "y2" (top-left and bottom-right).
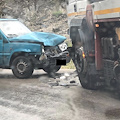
[
  {"x1": 74, "y1": 48, "x2": 84, "y2": 73},
  {"x1": 11, "y1": 56, "x2": 34, "y2": 79},
  {"x1": 74, "y1": 48, "x2": 98, "y2": 90},
  {"x1": 114, "y1": 65, "x2": 120, "y2": 90},
  {"x1": 79, "y1": 72, "x2": 98, "y2": 90},
  {"x1": 43, "y1": 66, "x2": 61, "y2": 74}
]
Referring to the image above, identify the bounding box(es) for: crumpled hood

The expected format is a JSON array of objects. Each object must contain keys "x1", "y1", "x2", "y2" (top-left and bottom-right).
[{"x1": 9, "y1": 32, "x2": 66, "y2": 46}]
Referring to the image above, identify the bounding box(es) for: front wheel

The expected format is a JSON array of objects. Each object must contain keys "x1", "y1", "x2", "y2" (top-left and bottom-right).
[
  {"x1": 74, "y1": 48, "x2": 98, "y2": 90},
  {"x1": 79, "y1": 72, "x2": 99, "y2": 90},
  {"x1": 11, "y1": 56, "x2": 34, "y2": 79}
]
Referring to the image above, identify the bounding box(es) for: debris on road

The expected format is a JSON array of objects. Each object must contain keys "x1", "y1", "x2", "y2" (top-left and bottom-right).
[
  {"x1": 60, "y1": 72, "x2": 70, "y2": 80},
  {"x1": 70, "y1": 80, "x2": 76, "y2": 83},
  {"x1": 48, "y1": 81, "x2": 59, "y2": 86},
  {"x1": 64, "y1": 73, "x2": 70, "y2": 77},
  {"x1": 48, "y1": 70, "x2": 80, "y2": 87},
  {"x1": 60, "y1": 76, "x2": 66, "y2": 80}
]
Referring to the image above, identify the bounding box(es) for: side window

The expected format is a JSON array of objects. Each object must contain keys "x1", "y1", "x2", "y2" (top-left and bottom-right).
[{"x1": 74, "y1": 4, "x2": 77, "y2": 12}]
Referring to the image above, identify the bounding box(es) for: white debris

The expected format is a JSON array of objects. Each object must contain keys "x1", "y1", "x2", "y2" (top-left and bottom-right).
[
  {"x1": 60, "y1": 76, "x2": 66, "y2": 80},
  {"x1": 48, "y1": 79, "x2": 52, "y2": 82},
  {"x1": 59, "y1": 82, "x2": 68, "y2": 86},
  {"x1": 64, "y1": 73, "x2": 70, "y2": 77}
]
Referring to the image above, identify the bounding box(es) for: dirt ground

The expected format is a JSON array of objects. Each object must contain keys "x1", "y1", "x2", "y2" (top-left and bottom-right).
[{"x1": 0, "y1": 69, "x2": 120, "y2": 120}]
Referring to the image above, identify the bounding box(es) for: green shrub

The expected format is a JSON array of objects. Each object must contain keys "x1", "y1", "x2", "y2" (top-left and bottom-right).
[
  {"x1": 65, "y1": 40, "x2": 72, "y2": 47},
  {"x1": 62, "y1": 60, "x2": 75, "y2": 69},
  {"x1": 52, "y1": 11, "x2": 63, "y2": 17}
]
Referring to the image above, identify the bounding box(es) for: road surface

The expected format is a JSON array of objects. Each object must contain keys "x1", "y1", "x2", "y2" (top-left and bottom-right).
[{"x1": 0, "y1": 69, "x2": 120, "y2": 120}]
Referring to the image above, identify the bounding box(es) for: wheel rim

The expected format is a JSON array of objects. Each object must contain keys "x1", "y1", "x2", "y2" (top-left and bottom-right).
[{"x1": 17, "y1": 61, "x2": 28, "y2": 74}]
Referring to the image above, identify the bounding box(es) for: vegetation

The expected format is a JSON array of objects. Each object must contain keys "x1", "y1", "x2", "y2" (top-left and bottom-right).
[
  {"x1": 52, "y1": 11, "x2": 63, "y2": 17},
  {"x1": 62, "y1": 60, "x2": 75, "y2": 69}
]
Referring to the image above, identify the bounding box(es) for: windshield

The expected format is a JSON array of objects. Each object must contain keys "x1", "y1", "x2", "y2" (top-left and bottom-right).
[{"x1": 0, "y1": 20, "x2": 31, "y2": 38}]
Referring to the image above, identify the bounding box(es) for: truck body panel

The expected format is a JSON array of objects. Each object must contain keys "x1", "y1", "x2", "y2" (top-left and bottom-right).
[
  {"x1": 67, "y1": 0, "x2": 120, "y2": 25},
  {"x1": 93, "y1": 0, "x2": 120, "y2": 20},
  {"x1": 67, "y1": 0, "x2": 89, "y2": 26}
]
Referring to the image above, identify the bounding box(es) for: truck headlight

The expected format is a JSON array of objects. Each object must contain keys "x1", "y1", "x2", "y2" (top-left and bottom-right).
[{"x1": 58, "y1": 42, "x2": 68, "y2": 51}]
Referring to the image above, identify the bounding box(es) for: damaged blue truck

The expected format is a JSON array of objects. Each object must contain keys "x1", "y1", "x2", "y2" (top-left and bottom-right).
[{"x1": 0, "y1": 19, "x2": 70, "y2": 78}]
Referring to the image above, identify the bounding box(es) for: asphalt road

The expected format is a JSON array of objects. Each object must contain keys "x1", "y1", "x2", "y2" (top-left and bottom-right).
[{"x1": 0, "y1": 69, "x2": 120, "y2": 120}]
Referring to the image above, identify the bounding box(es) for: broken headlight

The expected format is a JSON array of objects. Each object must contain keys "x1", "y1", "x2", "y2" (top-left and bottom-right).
[{"x1": 58, "y1": 42, "x2": 68, "y2": 52}]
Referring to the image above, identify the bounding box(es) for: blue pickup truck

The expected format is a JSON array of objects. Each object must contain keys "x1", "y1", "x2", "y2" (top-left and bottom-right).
[{"x1": 0, "y1": 19, "x2": 70, "y2": 78}]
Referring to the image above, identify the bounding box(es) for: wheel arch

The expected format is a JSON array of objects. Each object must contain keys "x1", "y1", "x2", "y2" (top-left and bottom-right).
[{"x1": 9, "y1": 52, "x2": 31, "y2": 66}]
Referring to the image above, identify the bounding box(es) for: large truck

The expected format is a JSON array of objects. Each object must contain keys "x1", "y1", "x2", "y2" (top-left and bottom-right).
[{"x1": 66, "y1": 0, "x2": 120, "y2": 90}]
